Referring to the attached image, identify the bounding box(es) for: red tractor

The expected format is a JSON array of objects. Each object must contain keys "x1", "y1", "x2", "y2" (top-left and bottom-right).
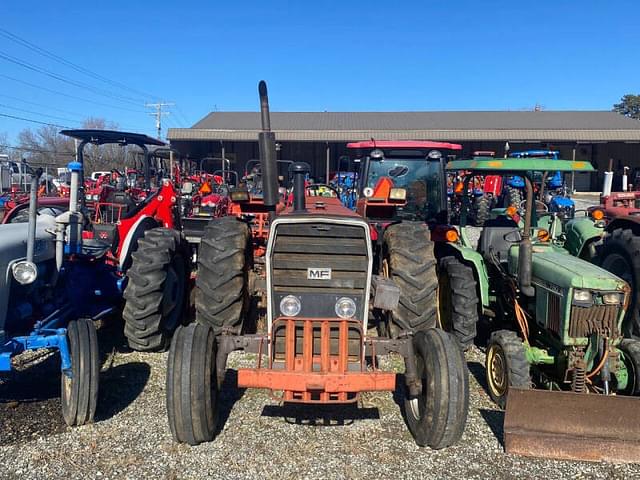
[
  {"x1": 60, "y1": 130, "x2": 191, "y2": 352},
  {"x1": 164, "y1": 81, "x2": 468, "y2": 449},
  {"x1": 587, "y1": 171, "x2": 640, "y2": 339}
]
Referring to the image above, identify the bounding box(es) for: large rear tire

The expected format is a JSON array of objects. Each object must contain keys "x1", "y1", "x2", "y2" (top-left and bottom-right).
[
  {"x1": 438, "y1": 256, "x2": 479, "y2": 350},
  {"x1": 383, "y1": 222, "x2": 438, "y2": 334},
  {"x1": 595, "y1": 228, "x2": 640, "y2": 338},
  {"x1": 506, "y1": 186, "x2": 522, "y2": 208},
  {"x1": 196, "y1": 216, "x2": 251, "y2": 334},
  {"x1": 472, "y1": 195, "x2": 490, "y2": 226},
  {"x1": 166, "y1": 323, "x2": 218, "y2": 445},
  {"x1": 123, "y1": 228, "x2": 191, "y2": 351},
  {"x1": 485, "y1": 330, "x2": 530, "y2": 409},
  {"x1": 404, "y1": 328, "x2": 469, "y2": 449},
  {"x1": 61, "y1": 318, "x2": 99, "y2": 426}
]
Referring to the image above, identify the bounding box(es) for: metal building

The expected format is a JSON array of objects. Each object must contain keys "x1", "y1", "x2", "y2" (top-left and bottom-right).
[{"x1": 168, "y1": 110, "x2": 640, "y2": 191}]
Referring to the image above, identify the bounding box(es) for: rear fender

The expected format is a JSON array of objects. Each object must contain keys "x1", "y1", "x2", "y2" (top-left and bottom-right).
[
  {"x1": 117, "y1": 216, "x2": 158, "y2": 272},
  {"x1": 563, "y1": 216, "x2": 604, "y2": 258}
]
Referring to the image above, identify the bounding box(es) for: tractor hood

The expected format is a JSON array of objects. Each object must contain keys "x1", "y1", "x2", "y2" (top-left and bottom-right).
[
  {"x1": 0, "y1": 216, "x2": 57, "y2": 267},
  {"x1": 509, "y1": 246, "x2": 628, "y2": 291}
]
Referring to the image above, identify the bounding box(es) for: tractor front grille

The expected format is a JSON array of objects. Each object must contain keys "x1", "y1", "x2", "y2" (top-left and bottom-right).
[
  {"x1": 569, "y1": 304, "x2": 619, "y2": 338},
  {"x1": 269, "y1": 221, "x2": 370, "y2": 322},
  {"x1": 547, "y1": 293, "x2": 562, "y2": 335}
]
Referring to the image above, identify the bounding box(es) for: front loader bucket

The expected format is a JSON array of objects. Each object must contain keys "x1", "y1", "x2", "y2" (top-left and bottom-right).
[{"x1": 504, "y1": 388, "x2": 640, "y2": 463}]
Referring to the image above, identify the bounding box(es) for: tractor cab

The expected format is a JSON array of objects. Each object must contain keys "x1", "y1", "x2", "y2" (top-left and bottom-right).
[{"x1": 348, "y1": 141, "x2": 462, "y2": 222}]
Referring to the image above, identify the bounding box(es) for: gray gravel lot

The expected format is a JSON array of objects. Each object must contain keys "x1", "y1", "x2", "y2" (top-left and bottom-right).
[
  {"x1": 2, "y1": 323, "x2": 639, "y2": 480},
  {"x1": 3, "y1": 194, "x2": 638, "y2": 479}
]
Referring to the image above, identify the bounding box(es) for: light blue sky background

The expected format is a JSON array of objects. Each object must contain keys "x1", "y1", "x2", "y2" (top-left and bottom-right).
[{"x1": 1, "y1": 0, "x2": 638, "y2": 141}]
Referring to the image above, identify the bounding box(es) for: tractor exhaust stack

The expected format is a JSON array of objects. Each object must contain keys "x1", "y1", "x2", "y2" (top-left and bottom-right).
[
  {"x1": 257, "y1": 80, "x2": 279, "y2": 217},
  {"x1": 291, "y1": 162, "x2": 310, "y2": 212},
  {"x1": 26, "y1": 168, "x2": 42, "y2": 263},
  {"x1": 504, "y1": 388, "x2": 640, "y2": 463}
]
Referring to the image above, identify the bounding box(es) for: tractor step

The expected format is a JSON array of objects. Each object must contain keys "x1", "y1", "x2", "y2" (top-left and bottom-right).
[{"x1": 504, "y1": 388, "x2": 640, "y2": 463}]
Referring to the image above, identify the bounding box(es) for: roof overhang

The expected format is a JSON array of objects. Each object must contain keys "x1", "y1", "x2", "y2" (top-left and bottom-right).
[{"x1": 168, "y1": 128, "x2": 640, "y2": 143}]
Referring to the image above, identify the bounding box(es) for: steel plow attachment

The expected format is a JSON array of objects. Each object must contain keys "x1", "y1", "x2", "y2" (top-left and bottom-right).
[{"x1": 504, "y1": 388, "x2": 640, "y2": 463}]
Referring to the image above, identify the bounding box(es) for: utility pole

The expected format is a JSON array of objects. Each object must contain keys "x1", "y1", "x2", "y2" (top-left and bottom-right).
[{"x1": 146, "y1": 102, "x2": 174, "y2": 139}]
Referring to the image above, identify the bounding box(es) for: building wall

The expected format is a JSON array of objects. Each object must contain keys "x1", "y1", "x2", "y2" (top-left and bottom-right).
[{"x1": 170, "y1": 139, "x2": 640, "y2": 192}]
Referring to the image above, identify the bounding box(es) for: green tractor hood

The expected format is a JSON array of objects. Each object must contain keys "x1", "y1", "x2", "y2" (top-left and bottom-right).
[{"x1": 510, "y1": 246, "x2": 628, "y2": 291}]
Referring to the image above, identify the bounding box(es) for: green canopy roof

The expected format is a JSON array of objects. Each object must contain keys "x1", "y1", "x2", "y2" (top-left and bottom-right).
[{"x1": 445, "y1": 158, "x2": 595, "y2": 173}]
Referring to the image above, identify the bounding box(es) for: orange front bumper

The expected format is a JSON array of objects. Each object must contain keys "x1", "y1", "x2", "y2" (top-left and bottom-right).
[{"x1": 237, "y1": 369, "x2": 396, "y2": 394}]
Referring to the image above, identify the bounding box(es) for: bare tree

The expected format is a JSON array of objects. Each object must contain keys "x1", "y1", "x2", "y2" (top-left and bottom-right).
[{"x1": 14, "y1": 117, "x2": 135, "y2": 174}]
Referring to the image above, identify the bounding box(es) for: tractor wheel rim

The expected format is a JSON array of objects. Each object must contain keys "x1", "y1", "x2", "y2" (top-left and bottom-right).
[
  {"x1": 408, "y1": 397, "x2": 421, "y2": 419},
  {"x1": 487, "y1": 345, "x2": 508, "y2": 398},
  {"x1": 62, "y1": 372, "x2": 72, "y2": 401},
  {"x1": 602, "y1": 253, "x2": 634, "y2": 286}
]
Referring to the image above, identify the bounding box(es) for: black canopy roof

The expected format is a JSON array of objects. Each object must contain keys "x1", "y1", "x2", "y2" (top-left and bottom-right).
[{"x1": 60, "y1": 129, "x2": 165, "y2": 147}]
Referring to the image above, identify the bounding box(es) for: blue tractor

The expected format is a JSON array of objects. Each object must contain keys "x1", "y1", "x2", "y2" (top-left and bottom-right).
[
  {"x1": 508, "y1": 150, "x2": 575, "y2": 219},
  {"x1": 0, "y1": 143, "x2": 121, "y2": 425}
]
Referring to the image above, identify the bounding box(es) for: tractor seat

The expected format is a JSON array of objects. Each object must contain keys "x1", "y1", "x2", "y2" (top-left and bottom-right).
[
  {"x1": 477, "y1": 217, "x2": 521, "y2": 263},
  {"x1": 107, "y1": 191, "x2": 136, "y2": 214}
]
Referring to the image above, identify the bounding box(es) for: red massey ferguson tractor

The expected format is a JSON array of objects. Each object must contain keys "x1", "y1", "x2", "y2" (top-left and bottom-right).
[
  {"x1": 59, "y1": 130, "x2": 191, "y2": 352},
  {"x1": 164, "y1": 81, "x2": 468, "y2": 449}
]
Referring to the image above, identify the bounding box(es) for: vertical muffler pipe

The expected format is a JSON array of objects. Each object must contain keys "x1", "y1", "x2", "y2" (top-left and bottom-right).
[
  {"x1": 26, "y1": 168, "x2": 43, "y2": 263},
  {"x1": 258, "y1": 81, "x2": 279, "y2": 218},
  {"x1": 290, "y1": 162, "x2": 310, "y2": 212},
  {"x1": 518, "y1": 176, "x2": 534, "y2": 297}
]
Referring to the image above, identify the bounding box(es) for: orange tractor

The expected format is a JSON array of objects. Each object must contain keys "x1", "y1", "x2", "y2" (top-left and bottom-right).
[{"x1": 165, "y1": 81, "x2": 468, "y2": 449}]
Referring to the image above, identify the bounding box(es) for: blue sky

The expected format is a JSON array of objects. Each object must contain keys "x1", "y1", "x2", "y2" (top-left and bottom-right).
[{"x1": 1, "y1": 0, "x2": 639, "y2": 141}]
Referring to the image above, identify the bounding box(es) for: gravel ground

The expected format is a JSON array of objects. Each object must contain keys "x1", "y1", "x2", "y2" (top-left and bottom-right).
[
  {"x1": 2, "y1": 322, "x2": 640, "y2": 480},
  {"x1": 4, "y1": 195, "x2": 637, "y2": 479}
]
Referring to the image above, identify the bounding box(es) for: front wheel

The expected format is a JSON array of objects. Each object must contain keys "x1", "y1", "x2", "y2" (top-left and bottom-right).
[
  {"x1": 485, "y1": 330, "x2": 530, "y2": 409},
  {"x1": 619, "y1": 339, "x2": 640, "y2": 396},
  {"x1": 61, "y1": 318, "x2": 100, "y2": 426},
  {"x1": 166, "y1": 323, "x2": 219, "y2": 445},
  {"x1": 404, "y1": 328, "x2": 469, "y2": 449}
]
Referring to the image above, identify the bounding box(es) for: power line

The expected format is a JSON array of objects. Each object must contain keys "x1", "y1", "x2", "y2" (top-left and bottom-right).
[
  {"x1": 0, "y1": 50, "x2": 144, "y2": 106},
  {"x1": 0, "y1": 93, "x2": 91, "y2": 118},
  {"x1": 0, "y1": 102, "x2": 83, "y2": 125},
  {"x1": 0, "y1": 143, "x2": 75, "y2": 157},
  {"x1": 0, "y1": 112, "x2": 70, "y2": 129},
  {"x1": 0, "y1": 28, "x2": 159, "y2": 102},
  {"x1": 174, "y1": 105, "x2": 191, "y2": 127},
  {"x1": 0, "y1": 73, "x2": 147, "y2": 113}
]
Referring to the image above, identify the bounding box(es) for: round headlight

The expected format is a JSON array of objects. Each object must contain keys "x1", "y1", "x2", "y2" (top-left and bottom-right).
[
  {"x1": 335, "y1": 297, "x2": 356, "y2": 319},
  {"x1": 370, "y1": 149, "x2": 384, "y2": 160},
  {"x1": 92, "y1": 194, "x2": 100, "y2": 201},
  {"x1": 12, "y1": 261, "x2": 38, "y2": 285},
  {"x1": 85, "y1": 193, "x2": 92, "y2": 200},
  {"x1": 280, "y1": 295, "x2": 301, "y2": 317}
]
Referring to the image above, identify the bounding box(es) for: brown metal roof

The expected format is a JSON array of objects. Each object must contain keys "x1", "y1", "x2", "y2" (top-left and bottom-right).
[{"x1": 168, "y1": 111, "x2": 640, "y2": 142}]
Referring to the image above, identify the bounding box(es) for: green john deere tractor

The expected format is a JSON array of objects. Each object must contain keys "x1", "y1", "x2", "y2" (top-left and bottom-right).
[{"x1": 435, "y1": 157, "x2": 640, "y2": 463}]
